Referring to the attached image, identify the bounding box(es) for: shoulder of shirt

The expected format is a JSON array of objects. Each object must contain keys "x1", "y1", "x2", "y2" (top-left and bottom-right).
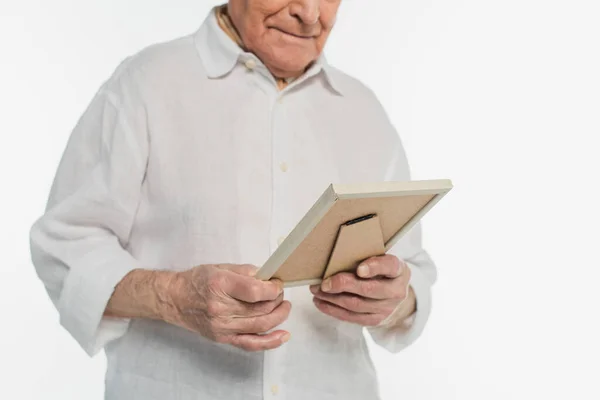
[
  {"x1": 102, "y1": 33, "x2": 200, "y2": 90},
  {"x1": 323, "y1": 64, "x2": 379, "y2": 101},
  {"x1": 324, "y1": 64, "x2": 394, "y2": 126},
  {"x1": 322, "y1": 65, "x2": 405, "y2": 178},
  {"x1": 326, "y1": 64, "x2": 405, "y2": 157}
]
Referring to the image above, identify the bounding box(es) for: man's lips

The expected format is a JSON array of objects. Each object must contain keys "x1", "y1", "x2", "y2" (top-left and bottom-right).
[{"x1": 270, "y1": 27, "x2": 317, "y2": 39}]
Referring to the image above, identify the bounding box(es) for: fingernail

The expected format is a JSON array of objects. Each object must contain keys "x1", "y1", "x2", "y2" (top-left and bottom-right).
[
  {"x1": 321, "y1": 278, "x2": 332, "y2": 292},
  {"x1": 309, "y1": 285, "x2": 319, "y2": 294},
  {"x1": 357, "y1": 264, "x2": 369, "y2": 277},
  {"x1": 281, "y1": 332, "x2": 291, "y2": 343}
]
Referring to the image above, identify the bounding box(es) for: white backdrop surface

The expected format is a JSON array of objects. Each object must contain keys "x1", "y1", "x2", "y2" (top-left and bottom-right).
[{"x1": 1, "y1": 1, "x2": 599, "y2": 399}]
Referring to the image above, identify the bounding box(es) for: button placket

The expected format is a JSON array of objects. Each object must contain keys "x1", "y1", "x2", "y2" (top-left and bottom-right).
[
  {"x1": 244, "y1": 59, "x2": 257, "y2": 70},
  {"x1": 241, "y1": 55, "x2": 283, "y2": 89},
  {"x1": 270, "y1": 94, "x2": 293, "y2": 251},
  {"x1": 271, "y1": 384, "x2": 279, "y2": 395},
  {"x1": 262, "y1": 92, "x2": 291, "y2": 400}
]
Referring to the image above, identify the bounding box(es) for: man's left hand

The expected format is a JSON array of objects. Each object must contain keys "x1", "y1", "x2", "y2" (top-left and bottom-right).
[{"x1": 310, "y1": 254, "x2": 415, "y2": 327}]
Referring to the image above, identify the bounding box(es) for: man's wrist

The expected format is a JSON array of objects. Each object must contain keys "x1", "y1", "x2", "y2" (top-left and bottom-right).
[
  {"x1": 152, "y1": 270, "x2": 183, "y2": 323},
  {"x1": 105, "y1": 269, "x2": 180, "y2": 322},
  {"x1": 377, "y1": 285, "x2": 417, "y2": 328}
]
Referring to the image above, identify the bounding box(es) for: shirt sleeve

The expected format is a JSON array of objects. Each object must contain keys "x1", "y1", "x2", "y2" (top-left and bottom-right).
[
  {"x1": 365, "y1": 115, "x2": 439, "y2": 354},
  {"x1": 29, "y1": 59, "x2": 149, "y2": 357}
]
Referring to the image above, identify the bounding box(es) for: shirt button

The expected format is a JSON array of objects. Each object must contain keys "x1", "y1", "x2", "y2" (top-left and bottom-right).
[
  {"x1": 279, "y1": 162, "x2": 288, "y2": 172},
  {"x1": 277, "y1": 97, "x2": 284, "y2": 104},
  {"x1": 277, "y1": 236, "x2": 286, "y2": 246},
  {"x1": 244, "y1": 59, "x2": 256, "y2": 70},
  {"x1": 271, "y1": 385, "x2": 279, "y2": 395}
]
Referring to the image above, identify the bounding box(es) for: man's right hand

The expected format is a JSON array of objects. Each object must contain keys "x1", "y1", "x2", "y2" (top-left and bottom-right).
[{"x1": 160, "y1": 264, "x2": 291, "y2": 351}]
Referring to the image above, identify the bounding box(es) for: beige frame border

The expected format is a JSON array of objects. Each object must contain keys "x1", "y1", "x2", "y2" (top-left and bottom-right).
[{"x1": 255, "y1": 179, "x2": 453, "y2": 287}]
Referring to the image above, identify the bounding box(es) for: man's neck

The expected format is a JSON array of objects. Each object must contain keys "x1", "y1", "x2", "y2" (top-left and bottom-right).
[{"x1": 215, "y1": 4, "x2": 246, "y2": 50}]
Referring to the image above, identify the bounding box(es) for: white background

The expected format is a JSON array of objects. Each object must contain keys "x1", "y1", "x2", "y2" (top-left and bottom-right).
[{"x1": 1, "y1": 0, "x2": 599, "y2": 399}]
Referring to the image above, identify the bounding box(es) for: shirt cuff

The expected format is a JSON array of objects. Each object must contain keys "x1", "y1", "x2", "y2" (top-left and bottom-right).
[
  {"x1": 57, "y1": 244, "x2": 141, "y2": 357},
  {"x1": 366, "y1": 261, "x2": 433, "y2": 353}
]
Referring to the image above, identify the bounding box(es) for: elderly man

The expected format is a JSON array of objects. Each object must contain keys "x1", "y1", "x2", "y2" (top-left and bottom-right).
[{"x1": 30, "y1": 1, "x2": 437, "y2": 399}]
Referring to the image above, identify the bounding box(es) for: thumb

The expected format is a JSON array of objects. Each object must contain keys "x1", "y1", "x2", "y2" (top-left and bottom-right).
[
  {"x1": 221, "y1": 263, "x2": 259, "y2": 277},
  {"x1": 220, "y1": 264, "x2": 284, "y2": 292}
]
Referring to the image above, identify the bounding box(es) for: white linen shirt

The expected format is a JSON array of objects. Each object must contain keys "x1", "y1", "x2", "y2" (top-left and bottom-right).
[{"x1": 29, "y1": 8, "x2": 437, "y2": 400}]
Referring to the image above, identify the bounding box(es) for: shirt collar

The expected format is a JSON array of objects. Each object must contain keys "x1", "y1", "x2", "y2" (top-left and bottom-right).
[
  {"x1": 316, "y1": 55, "x2": 344, "y2": 96},
  {"x1": 193, "y1": 6, "x2": 344, "y2": 96}
]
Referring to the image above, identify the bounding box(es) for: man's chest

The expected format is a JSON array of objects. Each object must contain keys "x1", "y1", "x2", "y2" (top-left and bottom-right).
[
  {"x1": 138, "y1": 87, "x2": 363, "y2": 265},
  {"x1": 145, "y1": 88, "x2": 349, "y2": 212}
]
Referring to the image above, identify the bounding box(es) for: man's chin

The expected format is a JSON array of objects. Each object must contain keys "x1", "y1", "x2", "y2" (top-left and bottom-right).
[
  {"x1": 269, "y1": 63, "x2": 311, "y2": 79},
  {"x1": 264, "y1": 53, "x2": 317, "y2": 79}
]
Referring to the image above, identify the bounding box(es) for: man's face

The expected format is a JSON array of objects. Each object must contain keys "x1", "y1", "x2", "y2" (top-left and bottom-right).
[{"x1": 227, "y1": 0, "x2": 341, "y2": 78}]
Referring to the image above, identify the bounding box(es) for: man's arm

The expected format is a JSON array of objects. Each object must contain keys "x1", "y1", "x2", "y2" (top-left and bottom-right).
[
  {"x1": 364, "y1": 130, "x2": 438, "y2": 352},
  {"x1": 364, "y1": 89, "x2": 438, "y2": 353},
  {"x1": 104, "y1": 264, "x2": 292, "y2": 351},
  {"x1": 30, "y1": 58, "x2": 150, "y2": 356},
  {"x1": 103, "y1": 269, "x2": 176, "y2": 320},
  {"x1": 375, "y1": 286, "x2": 417, "y2": 329}
]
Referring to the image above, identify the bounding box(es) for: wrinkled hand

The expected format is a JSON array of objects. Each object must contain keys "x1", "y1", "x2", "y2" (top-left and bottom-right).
[
  {"x1": 310, "y1": 255, "x2": 413, "y2": 326},
  {"x1": 163, "y1": 263, "x2": 291, "y2": 351}
]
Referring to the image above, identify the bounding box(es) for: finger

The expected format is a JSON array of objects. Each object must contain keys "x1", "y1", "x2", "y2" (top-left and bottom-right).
[
  {"x1": 320, "y1": 272, "x2": 397, "y2": 300},
  {"x1": 224, "y1": 300, "x2": 292, "y2": 334},
  {"x1": 223, "y1": 272, "x2": 283, "y2": 303},
  {"x1": 356, "y1": 255, "x2": 406, "y2": 279},
  {"x1": 228, "y1": 330, "x2": 291, "y2": 352},
  {"x1": 309, "y1": 285, "x2": 397, "y2": 314},
  {"x1": 220, "y1": 263, "x2": 259, "y2": 277},
  {"x1": 228, "y1": 292, "x2": 285, "y2": 317},
  {"x1": 312, "y1": 297, "x2": 383, "y2": 327}
]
